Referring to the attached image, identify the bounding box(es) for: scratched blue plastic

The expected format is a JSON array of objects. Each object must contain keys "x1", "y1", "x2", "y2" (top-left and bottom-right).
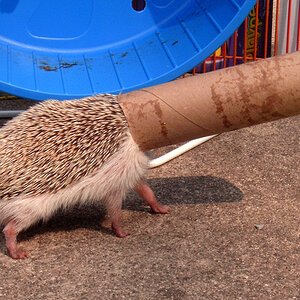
[{"x1": 0, "y1": 0, "x2": 257, "y2": 100}]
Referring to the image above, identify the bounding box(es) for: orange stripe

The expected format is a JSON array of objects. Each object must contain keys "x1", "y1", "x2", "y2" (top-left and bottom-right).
[
  {"x1": 213, "y1": 52, "x2": 217, "y2": 71},
  {"x1": 298, "y1": 0, "x2": 300, "y2": 51},
  {"x1": 203, "y1": 59, "x2": 206, "y2": 73},
  {"x1": 223, "y1": 42, "x2": 227, "y2": 68},
  {"x1": 286, "y1": 0, "x2": 292, "y2": 53},
  {"x1": 264, "y1": 0, "x2": 270, "y2": 58},
  {"x1": 234, "y1": 30, "x2": 237, "y2": 65},
  {"x1": 275, "y1": 0, "x2": 280, "y2": 56},
  {"x1": 215, "y1": 55, "x2": 262, "y2": 60},
  {"x1": 254, "y1": 0, "x2": 259, "y2": 61},
  {"x1": 244, "y1": 17, "x2": 248, "y2": 63}
]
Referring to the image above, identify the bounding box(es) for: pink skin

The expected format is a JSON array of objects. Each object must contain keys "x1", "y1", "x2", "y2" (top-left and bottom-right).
[
  {"x1": 3, "y1": 181, "x2": 168, "y2": 259},
  {"x1": 112, "y1": 219, "x2": 129, "y2": 238},
  {"x1": 134, "y1": 181, "x2": 170, "y2": 214},
  {"x1": 111, "y1": 181, "x2": 169, "y2": 238},
  {"x1": 3, "y1": 221, "x2": 28, "y2": 259}
]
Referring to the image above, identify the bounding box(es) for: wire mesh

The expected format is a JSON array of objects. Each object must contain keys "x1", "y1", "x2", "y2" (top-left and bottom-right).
[{"x1": 188, "y1": 0, "x2": 300, "y2": 75}]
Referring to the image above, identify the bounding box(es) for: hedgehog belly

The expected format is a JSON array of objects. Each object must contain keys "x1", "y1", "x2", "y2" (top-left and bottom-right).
[{"x1": 0, "y1": 135, "x2": 149, "y2": 232}]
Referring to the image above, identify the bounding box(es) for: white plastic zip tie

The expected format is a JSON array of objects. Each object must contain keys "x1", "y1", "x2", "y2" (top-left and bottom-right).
[{"x1": 149, "y1": 134, "x2": 219, "y2": 168}]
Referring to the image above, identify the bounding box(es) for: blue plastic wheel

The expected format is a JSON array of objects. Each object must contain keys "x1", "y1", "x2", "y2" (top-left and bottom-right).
[{"x1": 0, "y1": 0, "x2": 256, "y2": 100}]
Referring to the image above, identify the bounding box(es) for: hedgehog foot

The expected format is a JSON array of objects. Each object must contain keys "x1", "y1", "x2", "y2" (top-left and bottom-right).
[
  {"x1": 3, "y1": 220, "x2": 28, "y2": 259},
  {"x1": 111, "y1": 212, "x2": 129, "y2": 238},
  {"x1": 112, "y1": 223, "x2": 129, "y2": 238},
  {"x1": 134, "y1": 181, "x2": 170, "y2": 214},
  {"x1": 106, "y1": 191, "x2": 130, "y2": 238}
]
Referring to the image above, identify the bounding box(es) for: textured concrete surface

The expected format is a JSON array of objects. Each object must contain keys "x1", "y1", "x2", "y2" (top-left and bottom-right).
[{"x1": 0, "y1": 98, "x2": 299, "y2": 299}]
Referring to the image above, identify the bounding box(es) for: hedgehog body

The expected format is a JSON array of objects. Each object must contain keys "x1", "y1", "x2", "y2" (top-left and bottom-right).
[
  {"x1": 0, "y1": 94, "x2": 168, "y2": 259},
  {"x1": 0, "y1": 94, "x2": 132, "y2": 200}
]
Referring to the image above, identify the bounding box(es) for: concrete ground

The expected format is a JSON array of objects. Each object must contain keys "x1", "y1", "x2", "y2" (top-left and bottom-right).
[{"x1": 0, "y1": 97, "x2": 299, "y2": 299}]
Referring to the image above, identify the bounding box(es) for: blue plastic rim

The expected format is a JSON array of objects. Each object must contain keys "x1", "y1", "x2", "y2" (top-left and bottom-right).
[{"x1": 0, "y1": 0, "x2": 257, "y2": 100}]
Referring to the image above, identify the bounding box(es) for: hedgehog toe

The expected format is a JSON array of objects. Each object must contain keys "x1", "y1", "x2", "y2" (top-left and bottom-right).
[{"x1": 9, "y1": 248, "x2": 28, "y2": 260}]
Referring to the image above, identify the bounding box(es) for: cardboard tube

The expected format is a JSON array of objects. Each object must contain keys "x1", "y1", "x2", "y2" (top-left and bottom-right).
[{"x1": 119, "y1": 51, "x2": 300, "y2": 150}]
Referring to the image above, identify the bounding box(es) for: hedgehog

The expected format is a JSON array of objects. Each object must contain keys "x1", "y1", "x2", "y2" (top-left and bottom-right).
[{"x1": 0, "y1": 94, "x2": 169, "y2": 259}]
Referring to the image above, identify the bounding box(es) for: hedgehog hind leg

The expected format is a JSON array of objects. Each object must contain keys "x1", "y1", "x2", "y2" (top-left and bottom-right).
[
  {"x1": 104, "y1": 190, "x2": 129, "y2": 238},
  {"x1": 134, "y1": 181, "x2": 170, "y2": 214},
  {"x1": 0, "y1": 193, "x2": 59, "y2": 259},
  {"x1": 3, "y1": 220, "x2": 28, "y2": 259}
]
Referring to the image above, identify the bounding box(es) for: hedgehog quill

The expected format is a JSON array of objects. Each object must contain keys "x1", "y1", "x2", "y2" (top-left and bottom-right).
[{"x1": 0, "y1": 94, "x2": 169, "y2": 259}]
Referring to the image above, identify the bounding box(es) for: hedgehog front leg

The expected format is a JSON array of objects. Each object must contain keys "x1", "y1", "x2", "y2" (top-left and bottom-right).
[
  {"x1": 3, "y1": 220, "x2": 28, "y2": 259},
  {"x1": 105, "y1": 191, "x2": 129, "y2": 238},
  {"x1": 134, "y1": 181, "x2": 170, "y2": 214}
]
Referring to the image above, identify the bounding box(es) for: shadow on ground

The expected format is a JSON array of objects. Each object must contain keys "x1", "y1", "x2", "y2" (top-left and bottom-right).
[
  {"x1": 0, "y1": 175, "x2": 242, "y2": 254},
  {"x1": 126, "y1": 175, "x2": 243, "y2": 210}
]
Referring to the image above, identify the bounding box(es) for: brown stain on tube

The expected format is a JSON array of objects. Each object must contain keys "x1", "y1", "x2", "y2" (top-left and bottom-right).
[
  {"x1": 153, "y1": 101, "x2": 169, "y2": 138},
  {"x1": 211, "y1": 85, "x2": 233, "y2": 128}
]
